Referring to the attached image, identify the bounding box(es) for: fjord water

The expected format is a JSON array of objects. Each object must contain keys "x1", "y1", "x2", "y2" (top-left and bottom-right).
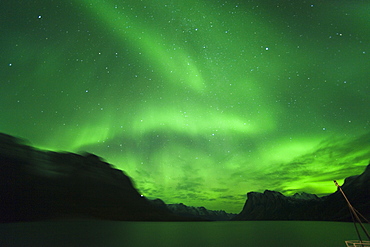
[{"x1": 1, "y1": 220, "x2": 368, "y2": 247}]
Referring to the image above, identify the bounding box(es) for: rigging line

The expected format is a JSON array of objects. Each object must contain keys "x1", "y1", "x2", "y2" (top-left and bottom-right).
[{"x1": 334, "y1": 180, "x2": 370, "y2": 241}]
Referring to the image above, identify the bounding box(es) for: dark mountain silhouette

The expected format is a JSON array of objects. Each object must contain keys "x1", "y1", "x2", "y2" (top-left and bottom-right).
[
  {"x1": 166, "y1": 203, "x2": 236, "y2": 221},
  {"x1": 234, "y1": 164, "x2": 370, "y2": 221},
  {"x1": 149, "y1": 198, "x2": 236, "y2": 220},
  {"x1": 0, "y1": 133, "x2": 200, "y2": 222},
  {"x1": 1, "y1": 132, "x2": 368, "y2": 223}
]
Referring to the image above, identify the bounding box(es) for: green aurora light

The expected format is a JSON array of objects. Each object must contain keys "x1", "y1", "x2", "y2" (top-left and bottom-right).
[{"x1": 1, "y1": 0, "x2": 369, "y2": 213}]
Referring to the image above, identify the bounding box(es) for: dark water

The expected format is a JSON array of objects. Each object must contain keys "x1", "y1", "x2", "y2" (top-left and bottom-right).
[{"x1": 1, "y1": 220, "x2": 368, "y2": 247}]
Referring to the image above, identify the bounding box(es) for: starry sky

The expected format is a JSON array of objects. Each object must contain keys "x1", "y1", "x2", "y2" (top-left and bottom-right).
[{"x1": 1, "y1": 0, "x2": 369, "y2": 213}]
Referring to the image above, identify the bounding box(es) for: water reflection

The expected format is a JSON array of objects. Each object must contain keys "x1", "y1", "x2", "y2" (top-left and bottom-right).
[{"x1": 1, "y1": 220, "x2": 368, "y2": 247}]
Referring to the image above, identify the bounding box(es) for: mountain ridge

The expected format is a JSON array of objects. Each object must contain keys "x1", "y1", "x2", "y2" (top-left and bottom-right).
[
  {"x1": 234, "y1": 164, "x2": 370, "y2": 221},
  {"x1": 0, "y1": 133, "x2": 201, "y2": 222},
  {"x1": 1, "y1": 132, "x2": 368, "y2": 222}
]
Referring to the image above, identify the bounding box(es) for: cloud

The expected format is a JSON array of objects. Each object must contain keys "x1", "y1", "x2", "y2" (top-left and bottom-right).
[
  {"x1": 263, "y1": 132, "x2": 370, "y2": 194},
  {"x1": 211, "y1": 188, "x2": 229, "y2": 193}
]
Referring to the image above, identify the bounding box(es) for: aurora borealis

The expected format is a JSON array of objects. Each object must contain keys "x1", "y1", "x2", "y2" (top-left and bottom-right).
[{"x1": 1, "y1": 0, "x2": 369, "y2": 213}]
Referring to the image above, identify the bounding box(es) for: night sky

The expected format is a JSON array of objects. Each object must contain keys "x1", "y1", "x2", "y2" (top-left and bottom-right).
[{"x1": 1, "y1": 0, "x2": 369, "y2": 213}]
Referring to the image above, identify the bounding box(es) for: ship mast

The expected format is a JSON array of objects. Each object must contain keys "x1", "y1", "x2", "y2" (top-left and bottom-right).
[{"x1": 334, "y1": 180, "x2": 370, "y2": 244}]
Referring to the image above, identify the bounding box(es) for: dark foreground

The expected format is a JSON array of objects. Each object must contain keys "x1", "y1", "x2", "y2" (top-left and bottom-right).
[{"x1": 1, "y1": 220, "x2": 369, "y2": 247}]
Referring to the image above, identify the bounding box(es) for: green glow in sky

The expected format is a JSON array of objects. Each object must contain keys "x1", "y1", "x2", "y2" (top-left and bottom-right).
[{"x1": 1, "y1": 0, "x2": 369, "y2": 213}]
